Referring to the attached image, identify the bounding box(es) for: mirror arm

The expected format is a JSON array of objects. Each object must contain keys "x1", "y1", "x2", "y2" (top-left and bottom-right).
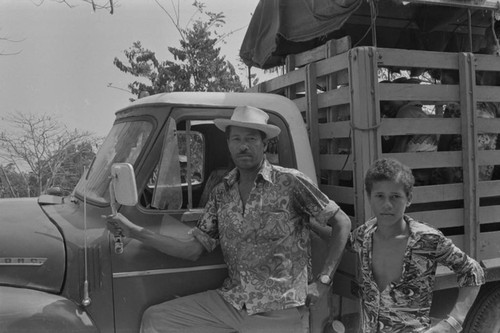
[{"x1": 108, "y1": 176, "x2": 124, "y2": 254}]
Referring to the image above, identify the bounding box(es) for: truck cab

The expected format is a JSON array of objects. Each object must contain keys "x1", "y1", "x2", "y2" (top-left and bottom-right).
[{"x1": 1, "y1": 92, "x2": 328, "y2": 333}]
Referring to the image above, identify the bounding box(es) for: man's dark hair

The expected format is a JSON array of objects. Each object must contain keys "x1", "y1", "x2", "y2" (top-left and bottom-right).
[{"x1": 365, "y1": 158, "x2": 415, "y2": 197}]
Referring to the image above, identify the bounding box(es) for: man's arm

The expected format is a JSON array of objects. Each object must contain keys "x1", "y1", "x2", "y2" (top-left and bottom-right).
[
  {"x1": 425, "y1": 286, "x2": 481, "y2": 333},
  {"x1": 319, "y1": 209, "x2": 352, "y2": 278},
  {"x1": 306, "y1": 208, "x2": 351, "y2": 306},
  {"x1": 107, "y1": 213, "x2": 205, "y2": 261}
]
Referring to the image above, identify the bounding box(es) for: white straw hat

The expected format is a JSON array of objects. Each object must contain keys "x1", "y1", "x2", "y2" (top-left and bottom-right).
[{"x1": 214, "y1": 105, "x2": 281, "y2": 139}]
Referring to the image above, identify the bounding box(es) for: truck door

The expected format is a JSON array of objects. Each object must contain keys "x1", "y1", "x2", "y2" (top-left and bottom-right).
[{"x1": 110, "y1": 106, "x2": 293, "y2": 333}]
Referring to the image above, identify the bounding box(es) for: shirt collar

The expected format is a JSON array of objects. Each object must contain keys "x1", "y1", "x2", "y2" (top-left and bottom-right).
[
  {"x1": 224, "y1": 157, "x2": 274, "y2": 188},
  {"x1": 364, "y1": 215, "x2": 421, "y2": 244}
]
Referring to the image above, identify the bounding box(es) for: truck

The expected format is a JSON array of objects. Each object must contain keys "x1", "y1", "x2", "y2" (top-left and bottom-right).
[
  {"x1": 0, "y1": 92, "x2": 337, "y2": 333},
  {"x1": 1, "y1": 1, "x2": 500, "y2": 333}
]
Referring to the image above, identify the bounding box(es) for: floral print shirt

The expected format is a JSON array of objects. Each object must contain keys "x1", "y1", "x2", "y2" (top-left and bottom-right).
[
  {"x1": 191, "y1": 158, "x2": 339, "y2": 315},
  {"x1": 348, "y1": 215, "x2": 485, "y2": 333}
]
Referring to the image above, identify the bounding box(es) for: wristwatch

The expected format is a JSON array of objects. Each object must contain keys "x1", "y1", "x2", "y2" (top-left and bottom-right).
[{"x1": 318, "y1": 274, "x2": 332, "y2": 286}]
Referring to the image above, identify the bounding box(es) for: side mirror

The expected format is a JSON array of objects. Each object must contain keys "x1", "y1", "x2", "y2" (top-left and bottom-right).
[{"x1": 110, "y1": 163, "x2": 138, "y2": 210}]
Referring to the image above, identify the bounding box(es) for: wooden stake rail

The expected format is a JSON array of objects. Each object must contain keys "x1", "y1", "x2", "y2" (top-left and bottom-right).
[{"x1": 249, "y1": 39, "x2": 500, "y2": 285}]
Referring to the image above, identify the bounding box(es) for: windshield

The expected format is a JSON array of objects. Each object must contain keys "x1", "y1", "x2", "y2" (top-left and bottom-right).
[{"x1": 75, "y1": 120, "x2": 153, "y2": 204}]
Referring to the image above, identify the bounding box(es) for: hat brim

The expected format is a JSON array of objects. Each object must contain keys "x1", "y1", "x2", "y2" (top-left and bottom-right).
[{"x1": 214, "y1": 119, "x2": 281, "y2": 139}]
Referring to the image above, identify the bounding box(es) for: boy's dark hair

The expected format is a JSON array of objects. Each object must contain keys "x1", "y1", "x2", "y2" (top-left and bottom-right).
[{"x1": 365, "y1": 158, "x2": 415, "y2": 197}]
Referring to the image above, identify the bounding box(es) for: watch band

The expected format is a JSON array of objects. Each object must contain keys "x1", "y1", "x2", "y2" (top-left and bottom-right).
[{"x1": 444, "y1": 315, "x2": 463, "y2": 333}]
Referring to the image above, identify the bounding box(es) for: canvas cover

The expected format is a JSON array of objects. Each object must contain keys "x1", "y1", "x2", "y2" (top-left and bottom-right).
[
  {"x1": 240, "y1": 0, "x2": 363, "y2": 69},
  {"x1": 240, "y1": 0, "x2": 493, "y2": 69}
]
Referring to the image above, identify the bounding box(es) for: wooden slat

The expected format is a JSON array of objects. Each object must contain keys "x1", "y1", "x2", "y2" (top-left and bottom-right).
[
  {"x1": 290, "y1": 37, "x2": 351, "y2": 68},
  {"x1": 377, "y1": 48, "x2": 459, "y2": 70},
  {"x1": 319, "y1": 154, "x2": 354, "y2": 171},
  {"x1": 410, "y1": 209, "x2": 464, "y2": 229},
  {"x1": 378, "y1": 83, "x2": 458, "y2": 102},
  {"x1": 404, "y1": 0, "x2": 500, "y2": 10},
  {"x1": 477, "y1": 117, "x2": 500, "y2": 134},
  {"x1": 318, "y1": 121, "x2": 351, "y2": 139},
  {"x1": 412, "y1": 183, "x2": 500, "y2": 204},
  {"x1": 292, "y1": 96, "x2": 307, "y2": 113},
  {"x1": 412, "y1": 183, "x2": 464, "y2": 203},
  {"x1": 448, "y1": 235, "x2": 464, "y2": 250},
  {"x1": 315, "y1": 53, "x2": 350, "y2": 77},
  {"x1": 478, "y1": 150, "x2": 500, "y2": 165},
  {"x1": 479, "y1": 206, "x2": 500, "y2": 224},
  {"x1": 475, "y1": 53, "x2": 500, "y2": 71},
  {"x1": 251, "y1": 67, "x2": 306, "y2": 93},
  {"x1": 320, "y1": 185, "x2": 355, "y2": 205},
  {"x1": 478, "y1": 180, "x2": 500, "y2": 197},
  {"x1": 479, "y1": 231, "x2": 500, "y2": 261},
  {"x1": 383, "y1": 151, "x2": 462, "y2": 168},
  {"x1": 317, "y1": 87, "x2": 350, "y2": 109},
  {"x1": 379, "y1": 118, "x2": 459, "y2": 135},
  {"x1": 476, "y1": 86, "x2": 500, "y2": 103}
]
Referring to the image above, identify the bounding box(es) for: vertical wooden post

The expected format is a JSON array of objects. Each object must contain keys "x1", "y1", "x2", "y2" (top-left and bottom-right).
[
  {"x1": 285, "y1": 55, "x2": 297, "y2": 100},
  {"x1": 459, "y1": 52, "x2": 479, "y2": 258},
  {"x1": 306, "y1": 64, "x2": 320, "y2": 180},
  {"x1": 348, "y1": 47, "x2": 381, "y2": 227},
  {"x1": 326, "y1": 38, "x2": 351, "y2": 187}
]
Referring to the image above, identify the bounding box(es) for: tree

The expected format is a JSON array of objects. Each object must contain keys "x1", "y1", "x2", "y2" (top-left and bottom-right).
[
  {"x1": 113, "y1": 1, "x2": 245, "y2": 98},
  {"x1": 0, "y1": 112, "x2": 98, "y2": 197},
  {"x1": 36, "y1": 0, "x2": 115, "y2": 14}
]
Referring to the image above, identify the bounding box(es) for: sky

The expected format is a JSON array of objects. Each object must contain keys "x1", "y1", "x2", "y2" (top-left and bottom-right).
[{"x1": 0, "y1": 0, "x2": 266, "y2": 137}]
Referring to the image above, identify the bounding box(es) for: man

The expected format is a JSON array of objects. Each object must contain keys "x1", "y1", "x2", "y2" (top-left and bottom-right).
[{"x1": 107, "y1": 105, "x2": 351, "y2": 333}]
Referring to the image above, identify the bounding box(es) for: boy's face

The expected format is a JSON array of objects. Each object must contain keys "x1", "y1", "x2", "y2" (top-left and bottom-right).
[{"x1": 368, "y1": 180, "x2": 411, "y2": 227}]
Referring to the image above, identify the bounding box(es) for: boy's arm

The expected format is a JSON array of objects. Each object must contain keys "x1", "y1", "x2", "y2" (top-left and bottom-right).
[
  {"x1": 429, "y1": 234, "x2": 485, "y2": 332},
  {"x1": 425, "y1": 286, "x2": 481, "y2": 333}
]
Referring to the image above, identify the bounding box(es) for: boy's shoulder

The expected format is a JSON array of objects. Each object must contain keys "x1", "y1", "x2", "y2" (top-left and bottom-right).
[
  {"x1": 405, "y1": 215, "x2": 449, "y2": 248},
  {"x1": 352, "y1": 218, "x2": 377, "y2": 236},
  {"x1": 405, "y1": 215, "x2": 443, "y2": 236}
]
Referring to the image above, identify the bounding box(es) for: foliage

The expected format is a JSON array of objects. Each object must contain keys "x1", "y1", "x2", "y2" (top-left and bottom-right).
[
  {"x1": 0, "y1": 163, "x2": 27, "y2": 197},
  {"x1": 39, "y1": 0, "x2": 115, "y2": 14},
  {"x1": 0, "y1": 112, "x2": 99, "y2": 197},
  {"x1": 113, "y1": 1, "x2": 245, "y2": 98}
]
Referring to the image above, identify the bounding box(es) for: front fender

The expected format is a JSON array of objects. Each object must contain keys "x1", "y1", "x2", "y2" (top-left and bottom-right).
[{"x1": 0, "y1": 286, "x2": 98, "y2": 333}]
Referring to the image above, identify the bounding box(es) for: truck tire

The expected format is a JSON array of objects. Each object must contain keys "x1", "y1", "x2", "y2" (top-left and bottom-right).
[{"x1": 463, "y1": 283, "x2": 500, "y2": 333}]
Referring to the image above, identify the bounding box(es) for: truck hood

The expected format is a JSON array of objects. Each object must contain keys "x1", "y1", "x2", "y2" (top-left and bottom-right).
[{"x1": 0, "y1": 197, "x2": 65, "y2": 293}]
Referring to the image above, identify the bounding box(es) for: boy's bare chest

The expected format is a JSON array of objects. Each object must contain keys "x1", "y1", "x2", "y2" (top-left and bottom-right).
[{"x1": 371, "y1": 235, "x2": 409, "y2": 291}]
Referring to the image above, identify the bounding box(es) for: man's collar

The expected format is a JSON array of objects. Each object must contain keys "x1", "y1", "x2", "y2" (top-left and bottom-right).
[{"x1": 224, "y1": 157, "x2": 274, "y2": 187}]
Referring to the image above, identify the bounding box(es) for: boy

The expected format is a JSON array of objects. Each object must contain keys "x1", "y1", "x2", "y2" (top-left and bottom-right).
[{"x1": 349, "y1": 158, "x2": 484, "y2": 332}]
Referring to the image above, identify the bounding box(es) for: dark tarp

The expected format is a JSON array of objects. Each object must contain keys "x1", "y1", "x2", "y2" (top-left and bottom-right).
[
  {"x1": 240, "y1": 0, "x2": 493, "y2": 69},
  {"x1": 240, "y1": 0, "x2": 363, "y2": 69}
]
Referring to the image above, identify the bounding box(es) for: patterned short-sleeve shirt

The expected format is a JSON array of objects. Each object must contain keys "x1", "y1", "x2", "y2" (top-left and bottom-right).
[
  {"x1": 348, "y1": 215, "x2": 485, "y2": 333},
  {"x1": 190, "y1": 158, "x2": 339, "y2": 315}
]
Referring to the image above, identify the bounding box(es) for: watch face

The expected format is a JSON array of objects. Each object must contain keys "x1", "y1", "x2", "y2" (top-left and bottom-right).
[{"x1": 320, "y1": 275, "x2": 331, "y2": 284}]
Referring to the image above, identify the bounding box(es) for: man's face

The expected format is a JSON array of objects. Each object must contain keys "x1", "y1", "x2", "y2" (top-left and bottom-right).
[
  {"x1": 368, "y1": 180, "x2": 411, "y2": 227},
  {"x1": 227, "y1": 126, "x2": 267, "y2": 172}
]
